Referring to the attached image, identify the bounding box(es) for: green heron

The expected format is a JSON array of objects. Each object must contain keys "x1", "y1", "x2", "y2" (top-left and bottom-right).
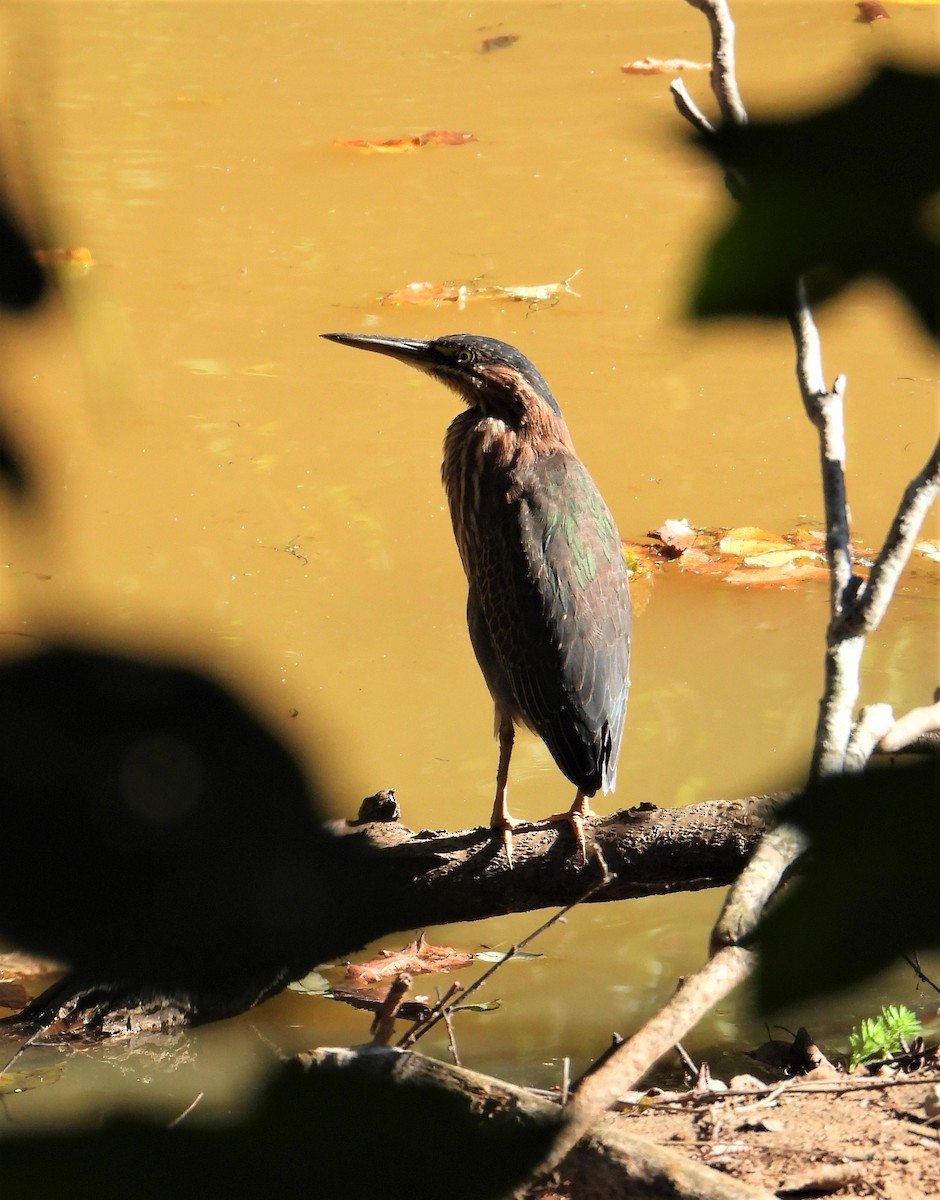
[{"x1": 322, "y1": 332, "x2": 632, "y2": 861}]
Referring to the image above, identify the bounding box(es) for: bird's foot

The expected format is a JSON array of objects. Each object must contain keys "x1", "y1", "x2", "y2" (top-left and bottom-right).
[
  {"x1": 543, "y1": 798, "x2": 595, "y2": 863},
  {"x1": 489, "y1": 814, "x2": 523, "y2": 868}
]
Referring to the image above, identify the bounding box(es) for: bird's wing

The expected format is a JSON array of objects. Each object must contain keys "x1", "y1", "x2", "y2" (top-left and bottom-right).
[{"x1": 474, "y1": 451, "x2": 631, "y2": 794}]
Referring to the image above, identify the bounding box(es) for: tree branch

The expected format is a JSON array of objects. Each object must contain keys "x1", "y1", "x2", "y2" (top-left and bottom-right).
[
  {"x1": 348, "y1": 793, "x2": 786, "y2": 929},
  {"x1": 683, "y1": 0, "x2": 748, "y2": 126},
  {"x1": 845, "y1": 433, "x2": 940, "y2": 637},
  {"x1": 302, "y1": 1044, "x2": 775, "y2": 1200}
]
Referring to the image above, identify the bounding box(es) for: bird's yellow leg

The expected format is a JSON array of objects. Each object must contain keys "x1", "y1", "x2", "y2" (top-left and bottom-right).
[
  {"x1": 544, "y1": 792, "x2": 595, "y2": 862},
  {"x1": 490, "y1": 717, "x2": 521, "y2": 865}
]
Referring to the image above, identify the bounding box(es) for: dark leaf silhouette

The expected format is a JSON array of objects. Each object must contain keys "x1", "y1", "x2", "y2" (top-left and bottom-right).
[
  {"x1": 0, "y1": 196, "x2": 45, "y2": 312},
  {"x1": 0, "y1": 1053, "x2": 561, "y2": 1199},
  {"x1": 756, "y1": 755, "x2": 940, "y2": 1012},
  {"x1": 0, "y1": 646, "x2": 400, "y2": 1030},
  {"x1": 691, "y1": 67, "x2": 940, "y2": 339}
]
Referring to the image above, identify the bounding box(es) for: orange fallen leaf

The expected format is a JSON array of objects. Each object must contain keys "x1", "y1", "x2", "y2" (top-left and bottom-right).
[
  {"x1": 379, "y1": 270, "x2": 581, "y2": 309},
  {"x1": 0, "y1": 980, "x2": 29, "y2": 1011},
  {"x1": 855, "y1": 1, "x2": 890, "y2": 21},
  {"x1": 34, "y1": 246, "x2": 94, "y2": 269},
  {"x1": 380, "y1": 281, "x2": 468, "y2": 306},
  {"x1": 331, "y1": 130, "x2": 476, "y2": 154},
  {"x1": 629, "y1": 518, "x2": 885, "y2": 588},
  {"x1": 343, "y1": 936, "x2": 474, "y2": 986},
  {"x1": 622, "y1": 56, "x2": 709, "y2": 75},
  {"x1": 331, "y1": 135, "x2": 422, "y2": 154},
  {"x1": 649, "y1": 517, "x2": 699, "y2": 555},
  {"x1": 723, "y1": 562, "x2": 831, "y2": 588}
]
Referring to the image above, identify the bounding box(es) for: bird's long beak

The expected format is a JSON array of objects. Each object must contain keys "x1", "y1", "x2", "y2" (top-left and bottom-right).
[{"x1": 321, "y1": 332, "x2": 434, "y2": 368}]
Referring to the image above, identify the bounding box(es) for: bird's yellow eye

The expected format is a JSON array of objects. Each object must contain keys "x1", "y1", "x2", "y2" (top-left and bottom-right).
[{"x1": 456, "y1": 349, "x2": 473, "y2": 364}]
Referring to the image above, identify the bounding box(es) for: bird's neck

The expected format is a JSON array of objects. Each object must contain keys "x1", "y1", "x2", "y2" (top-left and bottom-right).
[
  {"x1": 442, "y1": 407, "x2": 577, "y2": 580},
  {"x1": 445, "y1": 405, "x2": 575, "y2": 474}
]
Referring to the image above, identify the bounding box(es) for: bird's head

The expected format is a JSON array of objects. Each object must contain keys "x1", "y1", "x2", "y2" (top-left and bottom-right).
[{"x1": 322, "y1": 332, "x2": 565, "y2": 428}]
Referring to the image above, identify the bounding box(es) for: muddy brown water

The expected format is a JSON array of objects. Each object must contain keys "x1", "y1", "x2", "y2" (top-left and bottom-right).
[{"x1": 0, "y1": 2, "x2": 935, "y2": 1127}]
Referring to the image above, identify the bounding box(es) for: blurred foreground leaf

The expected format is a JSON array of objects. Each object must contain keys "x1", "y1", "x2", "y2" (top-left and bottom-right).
[
  {"x1": 691, "y1": 66, "x2": 940, "y2": 339},
  {"x1": 0, "y1": 1053, "x2": 560, "y2": 1200},
  {"x1": 757, "y1": 755, "x2": 940, "y2": 1012},
  {"x1": 0, "y1": 645, "x2": 399, "y2": 1028}
]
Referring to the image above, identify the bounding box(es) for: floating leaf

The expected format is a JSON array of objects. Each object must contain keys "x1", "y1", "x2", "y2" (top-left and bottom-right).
[
  {"x1": 718, "y1": 526, "x2": 792, "y2": 557},
  {"x1": 854, "y1": 1, "x2": 890, "y2": 20},
  {"x1": 741, "y1": 547, "x2": 821, "y2": 568},
  {"x1": 381, "y1": 281, "x2": 468, "y2": 306},
  {"x1": 34, "y1": 247, "x2": 94, "y2": 274},
  {"x1": 650, "y1": 517, "x2": 699, "y2": 555},
  {"x1": 638, "y1": 518, "x2": 879, "y2": 587},
  {"x1": 288, "y1": 970, "x2": 331, "y2": 997},
  {"x1": 343, "y1": 937, "x2": 473, "y2": 986},
  {"x1": 419, "y1": 130, "x2": 477, "y2": 146},
  {"x1": 481, "y1": 34, "x2": 519, "y2": 52},
  {"x1": 723, "y1": 561, "x2": 831, "y2": 588},
  {"x1": 332, "y1": 130, "x2": 476, "y2": 154},
  {"x1": 0, "y1": 979, "x2": 30, "y2": 1009},
  {"x1": 332, "y1": 135, "x2": 422, "y2": 154},
  {"x1": 0, "y1": 1062, "x2": 65, "y2": 1095},
  {"x1": 622, "y1": 56, "x2": 709, "y2": 75},
  {"x1": 379, "y1": 270, "x2": 581, "y2": 310}
]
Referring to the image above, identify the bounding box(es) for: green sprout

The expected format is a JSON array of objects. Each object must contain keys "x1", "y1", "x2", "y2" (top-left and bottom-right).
[{"x1": 848, "y1": 1004, "x2": 922, "y2": 1071}]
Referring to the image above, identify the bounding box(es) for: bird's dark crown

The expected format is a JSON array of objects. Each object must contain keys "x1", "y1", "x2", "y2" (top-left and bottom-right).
[{"x1": 427, "y1": 334, "x2": 562, "y2": 420}]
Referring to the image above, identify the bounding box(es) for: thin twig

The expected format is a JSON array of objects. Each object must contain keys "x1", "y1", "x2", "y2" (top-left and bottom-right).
[
  {"x1": 904, "y1": 952, "x2": 940, "y2": 998},
  {"x1": 669, "y1": 78, "x2": 715, "y2": 135},
  {"x1": 539, "y1": 947, "x2": 754, "y2": 1175},
  {"x1": 847, "y1": 433, "x2": 940, "y2": 637},
  {"x1": 442, "y1": 1002, "x2": 461, "y2": 1068},
  {"x1": 0, "y1": 1025, "x2": 51, "y2": 1078},
  {"x1": 397, "y1": 865, "x2": 612, "y2": 1050},
  {"x1": 167, "y1": 1091, "x2": 205, "y2": 1129}
]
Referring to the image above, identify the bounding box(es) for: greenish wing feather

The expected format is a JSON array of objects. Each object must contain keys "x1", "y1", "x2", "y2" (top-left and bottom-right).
[{"x1": 472, "y1": 452, "x2": 631, "y2": 794}]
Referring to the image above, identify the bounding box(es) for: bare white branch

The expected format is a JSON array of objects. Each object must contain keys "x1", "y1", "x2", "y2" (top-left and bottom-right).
[
  {"x1": 845, "y1": 703, "x2": 895, "y2": 770},
  {"x1": 877, "y1": 696, "x2": 940, "y2": 754},
  {"x1": 847, "y1": 434, "x2": 940, "y2": 636},
  {"x1": 669, "y1": 78, "x2": 715, "y2": 135},
  {"x1": 684, "y1": 0, "x2": 748, "y2": 126}
]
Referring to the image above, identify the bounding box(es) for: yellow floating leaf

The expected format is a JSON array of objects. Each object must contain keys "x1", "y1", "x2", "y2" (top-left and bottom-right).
[
  {"x1": 724, "y1": 562, "x2": 830, "y2": 588},
  {"x1": 332, "y1": 135, "x2": 422, "y2": 154},
  {"x1": 743, "y1": 547, "x2": 822, "y2": 569},
  {"x1": 719, "y1": 527, "x2": 791, "y2": 558},
  {"x1": 34, "y1": 246, "x2": 94, "y2": 273}
]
